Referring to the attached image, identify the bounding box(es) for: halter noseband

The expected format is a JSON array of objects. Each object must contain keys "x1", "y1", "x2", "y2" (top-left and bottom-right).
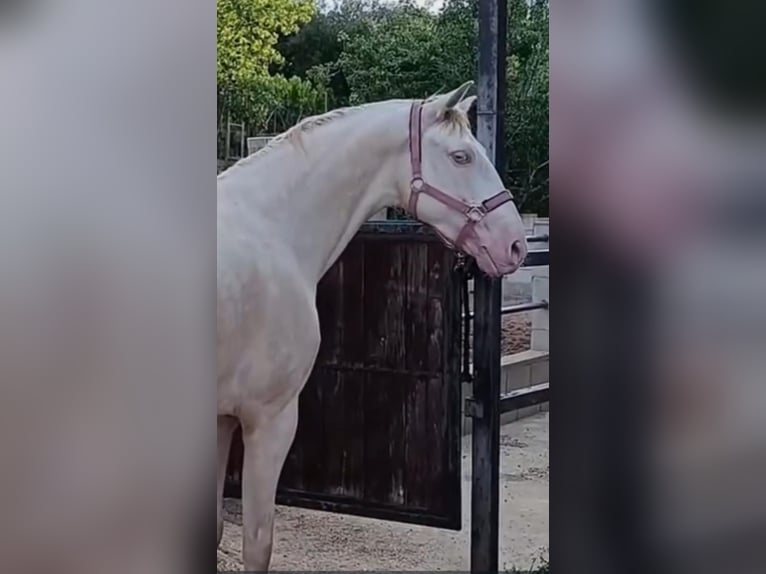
[{"x1": 407, "y1": 100, "x2": 514, "y2": 251}]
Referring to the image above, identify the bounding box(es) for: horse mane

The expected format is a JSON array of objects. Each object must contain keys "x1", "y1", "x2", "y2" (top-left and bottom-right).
[
  {"x1": 225, "y1": 97, "x2": 471, "y2": 173},
  {"x1": 243, "y1": 104, "x2": 371, "y2": 163}
]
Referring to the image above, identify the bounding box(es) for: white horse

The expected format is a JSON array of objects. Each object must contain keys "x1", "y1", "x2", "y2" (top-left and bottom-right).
[{"x1": 217, "y1": 81, "x2": 528, "y2": 570}]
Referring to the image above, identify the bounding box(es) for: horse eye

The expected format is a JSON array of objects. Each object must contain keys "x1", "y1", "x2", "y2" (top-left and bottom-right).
[{"x1": 450, "y1": 151, "x2": 471, "y2": 165}]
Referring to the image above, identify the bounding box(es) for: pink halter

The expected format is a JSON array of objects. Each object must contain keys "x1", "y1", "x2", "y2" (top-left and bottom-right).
[{"x1": 407, "y1": 100, "x2": 514, "y2": 251}]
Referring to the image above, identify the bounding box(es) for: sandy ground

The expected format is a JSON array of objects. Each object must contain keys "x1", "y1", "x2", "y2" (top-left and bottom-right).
[{"x1": 217, "y1": 412, "x2": 549, "y2": 572}]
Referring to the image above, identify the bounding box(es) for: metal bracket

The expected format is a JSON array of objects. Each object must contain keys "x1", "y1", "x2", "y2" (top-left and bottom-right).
[
  {"x1": 453, "y1": 252, "x2": 467, "y2": 272},
  {"x1": 465, "y1": 398, "x2": 484, "y2": 419}
]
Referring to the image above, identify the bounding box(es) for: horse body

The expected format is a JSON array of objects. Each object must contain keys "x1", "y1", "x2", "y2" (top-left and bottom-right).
[{"x1": 217, "y1": 84, "x2": 528, "y2": 570}]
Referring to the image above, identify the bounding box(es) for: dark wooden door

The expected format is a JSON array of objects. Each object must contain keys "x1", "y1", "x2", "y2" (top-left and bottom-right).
[{"x1": 225, "y1": 222, "x2": 463, "y2": 529}]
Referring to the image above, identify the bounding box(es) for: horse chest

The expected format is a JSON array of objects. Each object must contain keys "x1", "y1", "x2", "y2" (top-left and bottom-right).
[{"x1": 217, "y1": 271, "x2": 320, "y2": 420}]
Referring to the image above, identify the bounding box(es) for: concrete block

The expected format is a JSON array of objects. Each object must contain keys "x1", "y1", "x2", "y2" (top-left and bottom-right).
[
  {"x1": 502, "y1": 280, "x2": 532, "y2": 306},
  {"x1": 500, "y1": 368, "x2": 509, "y2": 395},
  {"x1": 530, "y1": 360, "x2": 549, "y2": 386},
  {"x1": 531, "y1": 328, "x2": 549, "y2": 352},
  {"x1": 532, "y1": 275, "x2": 549, "y2": 301},
  {"x1": 531, "y1": 266, "x2": 549, "y2": 279},
  {"x1": 502, "y1": 267, "x2": 534, "y2": 305},
  {"x1": 500, "y1": 409, "x2": 519, "y2": 426},
  {"x1": 521, "y1": 213, "x2": 537, "y2": 233},
  {"x1": 517, "y1": 405, "x2": 542, "y2": 420},
  {"x1": 531, "y1": 275, "x2": 549, "y2": 336},
  {"x1": 504, "y1": 364, "x2": 531, "y2": 392},
  {"x1": 532, "y1": 311, "x2": 549, "y2": 332}
]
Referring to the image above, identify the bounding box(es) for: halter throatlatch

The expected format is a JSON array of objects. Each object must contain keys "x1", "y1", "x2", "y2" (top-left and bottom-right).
[{"x1": 407, "y1": 100, "x2": 514, "y2": 251}]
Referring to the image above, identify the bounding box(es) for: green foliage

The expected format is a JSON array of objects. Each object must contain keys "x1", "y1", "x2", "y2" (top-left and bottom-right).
[
  {"x1": 339, "y1": 5, "x2": 456, "y2": 103},
  {"x1": 277, "y1": 0, "x2": 394, "y2": 105},
  {"x1": 505, "y1": 0, "x2": 549, "y2": 215},
  {"x1": 217, "y1": 0, "x2": 315, "y2": 87},
  {"x1": 222, "y1": 74, "x2": 328, "y2": 133},
  {"x1": 217, "y1": 0, "x2": 325, "y2": 132}
]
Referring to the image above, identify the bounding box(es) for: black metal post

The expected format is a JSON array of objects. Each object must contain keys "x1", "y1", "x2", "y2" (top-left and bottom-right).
[{"x1": 471, "y1": 0, "x2": 507, "y2": 571}]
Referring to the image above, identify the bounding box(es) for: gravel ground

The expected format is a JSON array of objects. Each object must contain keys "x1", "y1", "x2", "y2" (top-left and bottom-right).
[
  {"x1": 217, "y1": 412, "x2": 549, "y2": 572},
  {"x1": 502, "y1": 312, "x2": 532, "y2": 356}
]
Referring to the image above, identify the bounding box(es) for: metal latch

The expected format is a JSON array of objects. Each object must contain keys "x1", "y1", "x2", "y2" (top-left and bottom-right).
[{"x1": 464, "y1": 398, "x2": 484, "y2": 419}]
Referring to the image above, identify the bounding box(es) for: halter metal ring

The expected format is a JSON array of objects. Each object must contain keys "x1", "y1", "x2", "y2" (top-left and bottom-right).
[{"x1": 466, "y1": 206, "x2": 486, "y2": 222}]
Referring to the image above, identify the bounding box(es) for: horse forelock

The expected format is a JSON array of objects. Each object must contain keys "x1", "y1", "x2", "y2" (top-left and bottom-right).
[
  {"x1": 439, "y1": 108, "x2": 471, "y2": 134},
  {"x1": 425, "y1": 89, "x2": 472, "y2": 135}
]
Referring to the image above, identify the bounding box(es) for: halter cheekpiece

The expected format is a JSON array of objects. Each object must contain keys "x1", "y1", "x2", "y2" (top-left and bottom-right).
[{"x1": 407, "y1": 100, "x2": 514, "y2": 251}]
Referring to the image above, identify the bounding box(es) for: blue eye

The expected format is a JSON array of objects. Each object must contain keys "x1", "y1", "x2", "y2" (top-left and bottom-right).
[{"x1": 450, "y1": 150, "x2": 472, "y2": 165}]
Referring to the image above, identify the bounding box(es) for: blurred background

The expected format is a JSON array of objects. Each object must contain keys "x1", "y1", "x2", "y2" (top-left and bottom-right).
[
  {"x1": 0, "y1": 1, "x2": 215, "y2": 573},
  {"x1": 552, "y1": 1, "x2": 766, "y2": 573}
]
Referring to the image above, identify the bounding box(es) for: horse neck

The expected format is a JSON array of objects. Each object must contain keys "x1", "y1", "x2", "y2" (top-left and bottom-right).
[{"x1": 223, "y1": 102, "x2": 409, "y2": 284}]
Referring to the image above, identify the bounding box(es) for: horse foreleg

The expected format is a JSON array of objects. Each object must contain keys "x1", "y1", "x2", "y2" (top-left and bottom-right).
[
  {"x1": 241, "y1": 398, "x2": 299, "y2": 572},
  {"x1": 217, "y1": 415, "x2": 239, "y2": 548}
]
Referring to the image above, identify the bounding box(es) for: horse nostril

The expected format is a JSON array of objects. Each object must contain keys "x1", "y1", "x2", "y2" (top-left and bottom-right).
[{"x1": 509, "y1": 240, "x2": 525, "y2": 264}]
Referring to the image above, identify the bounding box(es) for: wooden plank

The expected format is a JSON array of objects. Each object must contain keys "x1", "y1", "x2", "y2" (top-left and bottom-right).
[
  {"x1": 341, "y1": 240, "x2": 366, "y2": 365},
  {"x1": 316, "y1": 255, "x2": 342, "y2": 363},
  {"x1": 362, "y1": 371, "x2": 406, "y2": 505},
  {"x1": 376, "y1": 242, "x2": 406, "y2": 369},
  {"x1": 426, "y1": 242, "x2": 446, "y2": 373},
  {"x1": 281, "y1": 368, "x2": 325, "y2": 492},
  {"x1": 405, "y1": 243, "x2": 429, "y2": 372},
  {"x1": 404, "y1": 374, "x2": 430, "y2": 510},
  {"x1": 422, "y1": 244, "x2": 462, "y2": 525},
  {"x1": 403, "y1": 241, "x2": 430, "y2": 511},
  {"x1": 320, "y1": 369, "x2": 365, "y2": 498},
  {"x1": 444, "y1": 246, "x2": 464, "y2": 523},
  {"x1": 425, "y1": 243, "x2": 448, "y2": 516},
  {"x1": 360, "y1": 240, "x2": 390, "y2": 368},
  {"x1": 379, "y1": 242, "x2": 406, "y2": 369}
]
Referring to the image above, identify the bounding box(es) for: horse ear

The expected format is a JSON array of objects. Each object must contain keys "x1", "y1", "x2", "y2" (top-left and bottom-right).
[
  {"x1": 431, "y1": 81, "x2": 474, "y2": 115},
  {"x1": 455, "y1": 94, "x2": 477, "y2": 114}
]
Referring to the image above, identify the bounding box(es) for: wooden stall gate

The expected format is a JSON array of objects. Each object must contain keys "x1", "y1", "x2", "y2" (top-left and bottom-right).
[{"x1": 224, "y1": 222, "x2": 464, "y2": 529}]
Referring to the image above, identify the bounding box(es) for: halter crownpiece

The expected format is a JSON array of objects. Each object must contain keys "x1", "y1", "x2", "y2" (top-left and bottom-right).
[{"x1": 407, "y1": 100, "x2": 514, "y2": 251}]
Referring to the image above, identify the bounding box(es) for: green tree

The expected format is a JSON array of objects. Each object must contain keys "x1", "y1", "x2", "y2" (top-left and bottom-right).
[
  {"x1": 217, "y1": 0, "x2": 317, "y2": 126},
  {"x1": 217, "y1": 0, "x2": 315, "y2": 87},
  {"x1": 338, "y1": 2, "x2": 464, "y2": 103},
  {"x1": 434, "y1": 0, "x2": 550, "y2": 214},
  {"x1": 277, "y1": 0, "x2": 394, "y2": 105},
  {"x1": 505, "y1": 0, "x2": 549, "y2": 215}
]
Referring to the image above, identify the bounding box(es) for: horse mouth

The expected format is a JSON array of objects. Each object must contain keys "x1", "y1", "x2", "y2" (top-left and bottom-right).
[{"x1": 472, "y1": 246, "x2": 503, "y2": 277}]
